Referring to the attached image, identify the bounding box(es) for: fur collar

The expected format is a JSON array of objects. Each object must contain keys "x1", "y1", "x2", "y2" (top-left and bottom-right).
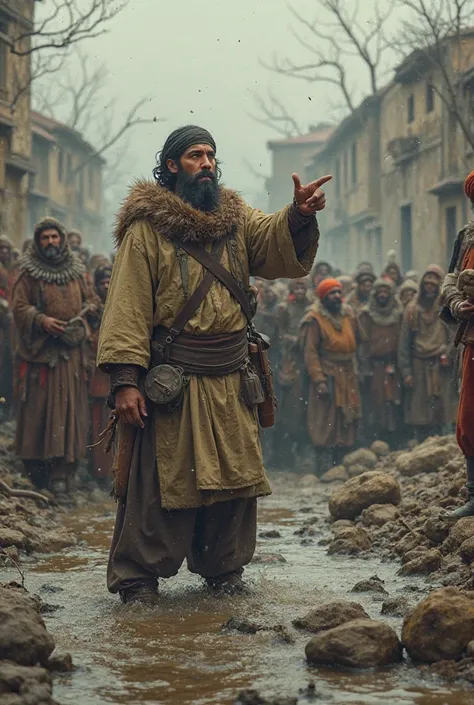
[
  {"x1": 114, "y1": 180, "x2": 247, "y2": 246},
  {"x1": 361, "y1": 295, "x2": 403, "y2": 327},
  {"x1": 19, "y1": 246, "x2": 85, "y2": 285}
]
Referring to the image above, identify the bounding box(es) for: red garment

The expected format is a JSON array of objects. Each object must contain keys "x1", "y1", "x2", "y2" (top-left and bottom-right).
[{"x1": 457, "y1": 246, "x2": 474, "y2": 457}]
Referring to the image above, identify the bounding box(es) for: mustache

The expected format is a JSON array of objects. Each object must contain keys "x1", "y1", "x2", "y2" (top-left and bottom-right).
[{"x1": 194, "y1": 170, "x2": 216, "y2": 183}]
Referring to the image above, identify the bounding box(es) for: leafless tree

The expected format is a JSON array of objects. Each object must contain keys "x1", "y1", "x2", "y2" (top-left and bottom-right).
[
  {"x1": 33, "y1": 50, "x2": 160, "y2": 179},
  {"x1": 249, "y1": 90, "x2": 304, "y2": 138},
  {"x1": 261, "y1": 0, "x2": 394, "y2": 116},
  {"x1": 396, "y1": 0, "x2": 474, "y2": 152},
  {"x1": 9, "y1": 0, "x2": 128, "y2": 112}
]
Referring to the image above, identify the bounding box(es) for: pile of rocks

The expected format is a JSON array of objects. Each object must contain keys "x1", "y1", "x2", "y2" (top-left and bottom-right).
[{"x1": 0, "y1": 582, "x2": 72, "y2": 705}]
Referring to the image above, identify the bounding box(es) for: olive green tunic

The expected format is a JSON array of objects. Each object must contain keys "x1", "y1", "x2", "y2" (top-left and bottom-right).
[{"x1": 97, "y1": 182, "x2": 318, "y2": 509}]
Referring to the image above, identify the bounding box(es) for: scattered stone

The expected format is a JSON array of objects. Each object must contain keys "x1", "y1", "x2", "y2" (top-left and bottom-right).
[
  {"x1": 398, "y1": 548, "x2": 442, "y2": 576},
  {"x1": 347, "y1": 464, "x2": 371, "y2": 478},
  {"x1": 402, "y1": 587, "x2": 474, "y2": 662},
  {"x1": 46, "y1": 651, "x2": 74, "y2": 673},
  {"x1": 371, "y1": 441, "x2": 390, "y2": 457},
  {"x1": 39, "y1": 584, "x2": 64, "y2": 595},
  {"x1": 293, "y1": 601, "x2": 369, "y2": 633},
  {"x1": 466, "y1": 641, "x2": 474, "y2": 658},
  {"x1": 443, "y1": 517, "x2": 474, "y2": 554},
  {"x1": 396, "y1": 443, "x2": 455, "y2": 477},
  {"x1": 361, "y1": 504, "x2": 399, "y2": 527},
  {"x1": 251, "y1": 553, "x2": 286, "y2": 565},
  {"x1": 381, "y1": 597, "x2": 411, "y2": 617},
  {"x1": 460, "y1": 537, "x2": 474, "y2": 565},
  {"x1": 327, "y1": 526, "x2": 372, "y2": 555},
  {"x1": 394, "y1": 533, "x2": 423, "y2": 557},
  {"x1": 234, "y1": 690, "x2": 297, "y2": 705},
  {"x1": 423, "y1": 512, "x2": 450, "y2": 544},
  {"x1": 329, "y1": 472, "x2": 401, "y2": 520},
  {"x1": 222, "y1": 617, "x2": 261, "y2": 634},
  {"x1": 305, "y1": 618, "x2": 402, "y2": 668},
  {"x1": 299, "y1": 474, "x2": 320, "y2": 489},
  {"x1": 342, "y1": 448, "x2": 378, "y2": 469},
  {"x1": 320, "y1": 466, "x2": 348, "y2": 483},
  {"x1": 0, "y1": 528, "x2": 27, "y2": 550},
  {"x1": 0, "y1": 661, "x2": 54, "y2": 705},
  {"x1": 258, "y1": 530, "x2": 281, "y2": 540},
  {"x1": 0, "y1": 586, "x2": 55, "y2": 666},
  {"x1": 351, "y1": 575, "x2": 388, "y2": 595}
]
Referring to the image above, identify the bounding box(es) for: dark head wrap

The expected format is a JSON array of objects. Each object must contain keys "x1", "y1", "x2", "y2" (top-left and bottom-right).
[
  {"x1": 34, "y1": 217, "x2": 67, "y2": 253},
  {"x1": 154, "y1": 125, "x2": 217, "y2": 189}
]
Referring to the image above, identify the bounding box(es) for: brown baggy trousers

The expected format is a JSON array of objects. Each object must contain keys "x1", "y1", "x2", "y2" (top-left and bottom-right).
[{"x1": 107, "y1": 420, "x2": 257, "y2": 593}]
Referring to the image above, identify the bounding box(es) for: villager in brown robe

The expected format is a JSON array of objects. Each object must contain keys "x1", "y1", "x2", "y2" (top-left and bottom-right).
[
  {"x1": 346, "y1": 271, "x2": 376, "y2": 315},
  {"x1": 0, "y1": 266, "x2": 12, "y2": 420},
  {"x1": 97, "y1": 126, "x2": 328, "y2": 603},
  {"x1": 358, "y1": 278, "x2": 403, "y2": 446},
  {"x1": 88, "y1": 264, "x2": 113, "y2": 486},
  {"x1": 398, "y1": 265, "x2": 457, "y2": 442},
  {"x1": 302, "y1": 278, "x2": 360, "y2": 475},
  {"x1": 274, "y1": 278, "x2": 312, "y2": 468},
  {"x1": 12, "y1": 218, "x2": 98, "y2": 495}
]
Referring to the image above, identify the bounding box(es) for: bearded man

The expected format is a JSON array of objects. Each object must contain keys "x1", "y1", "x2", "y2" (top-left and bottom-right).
[
  {"x1": 346, "y1": 271, "x2": 376, "y2": 315},
  {"x1": 274, "y1": 278, "x2": 311, "y2": 467},
  {"x1": 442, "y1": 169, "x2": 474, "y2": 517},
  {"x1": 89, "y1": 264, "x2": 114, "y2": 487},
  {"x1": 358, "y1": 279, "x2": 403, "y2": 446},
  {"x1": 399, "y1": 279, "x2": 419, "y2": 309},
  {"x1": 302, "y1": 279, "x2": 360, "y2": 474},
  {"x1": 97, "y1": 125, "x2": 330, "y2": 604},
  {"x1": 398, "y1": 265, "x2": 457, "y2": 442},
  {"x1": 67, "y1": 230, "x2": 83, "y2": 253},
  {"x1": 12, "y1": 218, "x2": 98, "y2": 495}
]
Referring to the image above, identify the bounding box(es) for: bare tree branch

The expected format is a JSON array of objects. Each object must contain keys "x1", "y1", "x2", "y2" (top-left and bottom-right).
[{"x1": 249, "y1": 91, "x2": 304, "y2": 137}]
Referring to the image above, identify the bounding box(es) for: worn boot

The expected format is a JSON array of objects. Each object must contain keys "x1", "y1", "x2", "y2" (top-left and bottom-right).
[
  {"x1": 119, "y1": 580, "x2": 160, "y2": 606},
  {"x1": 206, "y1": 569, "x2": 250, "y2": 596},
  {"x1": 449, "y1": 457, "x2": 474, "y2": 519}
]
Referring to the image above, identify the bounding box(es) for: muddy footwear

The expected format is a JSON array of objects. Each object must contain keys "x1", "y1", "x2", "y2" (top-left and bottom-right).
[
  {"x1": 449, "y1": 458, "x2": 474, "y2": 520},
  {"x1": 206, "y1": 570, "x2": 250, "y2": 596},
  {"x1": 49, "y1": 478, "x2": 69, "y2": 498},
  {"x1": 119, "y1": 580, "x2": 160, "y2": 606}
]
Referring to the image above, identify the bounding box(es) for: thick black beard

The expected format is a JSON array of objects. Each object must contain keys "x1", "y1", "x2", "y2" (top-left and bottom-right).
[
  {"x1": 359, "y1": 291, "x2": 370, "y2": 302},
  {"x1": 420, "y1": 289, "x2": 439, "y2": 306},
  {"x1": 325, "y1": 299, "x2": 342, "y2": 314},
  {"x1": 43, "y1": 244, "x2": 61, "y2": 260},
  {"x1": 175, "y1": 169, "x2": 220, "y2": 212},
  {"x1": 376, "y1": 297, "x2": 390, "y2": 308}
]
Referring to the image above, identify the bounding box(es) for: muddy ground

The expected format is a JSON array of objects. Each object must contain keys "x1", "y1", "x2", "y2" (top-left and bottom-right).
[{"x1": 2, "y1": 430, "x2": 474, "y2": 704}]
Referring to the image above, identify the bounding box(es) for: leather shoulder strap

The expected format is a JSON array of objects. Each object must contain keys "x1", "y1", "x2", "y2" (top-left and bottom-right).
[{"x1": 179, "y1": 240, "x2": 252, "y2": 322}]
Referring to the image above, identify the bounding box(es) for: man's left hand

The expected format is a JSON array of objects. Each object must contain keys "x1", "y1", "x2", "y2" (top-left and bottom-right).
[{"x1": 292, "y1": 173, "x2": 332, "y2": 216}]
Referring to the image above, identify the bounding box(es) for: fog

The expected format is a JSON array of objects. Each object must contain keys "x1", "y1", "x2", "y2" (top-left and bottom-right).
[{"x1": 84, "y1": 0, "x2": 397, "y2": 208}]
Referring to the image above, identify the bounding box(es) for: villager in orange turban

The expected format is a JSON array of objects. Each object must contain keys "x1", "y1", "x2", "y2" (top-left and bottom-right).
[
  {"x1": 316, "y1": 278, "x2": 342, "y2": 300},
  {"x1": 464, "y1": 170, "x2": 474, "y2": 201}
]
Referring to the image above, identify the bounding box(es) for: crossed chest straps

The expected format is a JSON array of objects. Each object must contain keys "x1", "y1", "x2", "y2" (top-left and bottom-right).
[{"x1": 154, "y1": 236, "x2": 254, "y2": 364}]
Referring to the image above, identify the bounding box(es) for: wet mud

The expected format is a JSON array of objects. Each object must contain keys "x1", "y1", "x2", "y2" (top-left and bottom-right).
[{"x1": 2, "y1": 473, "x2": 474, "y2": 705}]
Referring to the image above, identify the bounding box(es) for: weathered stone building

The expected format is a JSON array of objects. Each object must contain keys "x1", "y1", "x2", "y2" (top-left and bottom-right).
[
  {"x1": 264, "y1": 38, "x2": 474, "y2": 274},
  {"x1": 0, "y1": 1, "x2": 104, "y2": 248}
]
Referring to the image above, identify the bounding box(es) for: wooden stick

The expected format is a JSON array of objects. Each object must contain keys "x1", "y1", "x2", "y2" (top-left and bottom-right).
[{"x1": 0, "y1": 478, "x2": 51, "y2": 505}]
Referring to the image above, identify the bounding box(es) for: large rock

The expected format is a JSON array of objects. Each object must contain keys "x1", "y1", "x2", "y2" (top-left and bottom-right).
[
  {"x1": 329, "y1": 472, "x2": 401, "y2": 520},
  {"x1": 0, "y1": 529, "x2": 27, "y2": 550},
  {"x1": 402, "y1": 587, "x2": 474, "y2": 662},
  {"x1": 342, "y1": 448, "x2": 378, "y2": 470},
  {"x1": 396, "y1": 443, "x2": 454, "y2": 477},
  {"x1": 460, "y1": 537, "x2": 474, "y2": 564},
  {"x1": 327, "y1": 527, "x2": 372, "y2": 555},
  {"x1": 305, "y1": 618, "x2": 402, "y2": 668},
  {"x1": 423, "y1": 512, "x2": 450, "y2": 544},
  {"x1": 0, "y1": 586, "x2": 55, "y2": 666},
  {"x1": 0, "y1": 661, "x2": 54, "y2": 705},
  {"x1": 442, "y1": 517, "x2": 474, "y2": 554},
  {"x1": 361, "y1": 504, "x2": 399, "y2": 527},
  {"x1": 398, "y1": 548, "x2": 442, "y2": 576},
  {"x1": 370, "y1": 441, "x2": 390, "y2": 457},
  {"x1": 293, "y1": 601, "x2": 369, "y2": 633}
]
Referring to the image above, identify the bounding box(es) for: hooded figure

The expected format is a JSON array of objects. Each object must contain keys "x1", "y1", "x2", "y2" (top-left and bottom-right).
[
  {"x1": 399, "y1": 265, "x2": 457, "y2": 442},
  {"x1": 12, "y1": 217, "x2": 99, "y2": 496},
  {"x1": 358, "y1": 278, "x2": 404, "y2": 445},
  {"x1": 399, "y1": 279, "x2": 419, "y2": 308},
  {"x1": 346, "y1": 271, "x2": 376, "y2": 314},
  {"x1": 301, "y1": 279, "x2": 360, "y2": 474},
  {"x1": 97, "y1": 124, "x2": 328, "y2": 605}
]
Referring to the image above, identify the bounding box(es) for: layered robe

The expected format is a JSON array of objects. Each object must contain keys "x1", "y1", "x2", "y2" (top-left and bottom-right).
[
  {"x1": 97, "y1": 181, "x2": 319, "y2": 511},
  {"x1": 442, "y1": 223, "x2": 474, "y2": 455},
  {"x1": 89, "y1": 308, "x2": 114, "y2": 480},
  {"x1": 302, "y1": 301, "x2": 360, "y2": 448},
  {"x1": 358, "y1": 298, "x2": 403, "y2": 437},
  {"x1": 398, "y1": 297, "x2": 457, "y2": 428},
  {"x1": 13, "y1": 274, "x2": 93, "y2": 464}
]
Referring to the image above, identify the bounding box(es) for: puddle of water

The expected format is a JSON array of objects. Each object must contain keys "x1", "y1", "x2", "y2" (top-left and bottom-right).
[{"x1": 1, "y1": 474, "x2": 472, "y2": 705}]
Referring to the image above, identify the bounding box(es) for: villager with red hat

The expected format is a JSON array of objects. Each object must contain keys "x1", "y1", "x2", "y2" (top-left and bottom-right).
[
  {"x1": 442, "y1": 170, "x2": 474, "y2": 517},
  {"x1": 399, "y1": 265, "x2": 457, "y2": 444},
  {"x1": 301, "y1": 278, "x2": 361, "y2": 474}
]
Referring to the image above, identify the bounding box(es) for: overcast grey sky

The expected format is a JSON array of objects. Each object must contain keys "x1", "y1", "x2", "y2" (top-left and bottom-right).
[{"x1": 84, "y1": 0, "x2": 398, "y2": 207}]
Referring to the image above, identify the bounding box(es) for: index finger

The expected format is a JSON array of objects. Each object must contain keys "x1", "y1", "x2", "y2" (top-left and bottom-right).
[{"x1": 311, "y1": 175, "x2": 333, "y2": 189}]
